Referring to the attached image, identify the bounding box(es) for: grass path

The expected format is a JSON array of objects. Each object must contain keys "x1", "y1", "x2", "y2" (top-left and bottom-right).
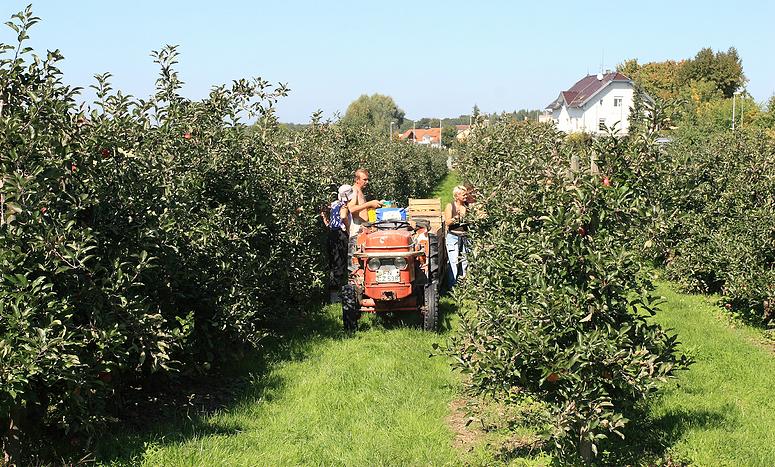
[
  {"x1": 432, "y1": 170, "x2": 460, "y2": 207},
  {"x1": 93, "y1": 279, "x2": 775, "y2": 466},
  {"x1": 96, "y1": 302, "x2": 462, "y2": 466},
  {"x1": 637, "y1": 281, "x2": 775, "y2": 466},
  {"x1": 94, "y1": 280, "x2": 775, "y2": 466}
]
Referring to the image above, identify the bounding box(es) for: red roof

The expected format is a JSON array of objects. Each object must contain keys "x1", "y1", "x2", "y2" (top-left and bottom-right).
[
  {"x1": 548, "y1": 72, "x2": 631, "y2": 109},
  {"x1": 399, "y1": 127, "x2": 441, "y2": 143}
]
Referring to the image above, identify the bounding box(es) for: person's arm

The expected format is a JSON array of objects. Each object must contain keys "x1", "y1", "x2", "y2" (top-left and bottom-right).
[
  {"x1": 348, "y1": 198, "x2": 381, "y2": 214},
  {"x1": 444, "y1": 203, "x2": 454, "y2": 227},
  {"x1": 340, "y1": 206, "x2": 350, "y2": 230}
]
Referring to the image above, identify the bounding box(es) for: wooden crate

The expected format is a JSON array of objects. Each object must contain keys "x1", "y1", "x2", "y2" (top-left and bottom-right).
[{"x1": 408, "y1": 198, "x2": 444, "y2": 235}]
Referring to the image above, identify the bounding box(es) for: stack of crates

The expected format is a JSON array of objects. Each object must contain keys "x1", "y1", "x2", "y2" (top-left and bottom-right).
[{"x1": 407, "y1": 198, "x2": 444, "y2": 236}]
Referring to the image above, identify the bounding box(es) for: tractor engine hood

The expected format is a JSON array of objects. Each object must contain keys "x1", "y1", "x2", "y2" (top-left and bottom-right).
[{"x1": 363, "y1": 229, "x2": 413, "y2": 251}]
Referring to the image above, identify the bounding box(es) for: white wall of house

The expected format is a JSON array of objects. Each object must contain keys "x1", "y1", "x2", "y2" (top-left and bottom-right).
[
  {"x1": 580, "y1": 82, "x2": 633, "y2": 134},
  {"x1": 550, "y1": 81, "x2": 635, "y2": 135}
]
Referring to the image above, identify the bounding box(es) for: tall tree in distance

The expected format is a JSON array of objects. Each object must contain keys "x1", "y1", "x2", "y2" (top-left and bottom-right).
[
  {"x1": 680, "y1": 47, "x2": 746, "y2": 98},
  {"x1": 619, "y1": 47, "x2": 746, "y2": 102},
  {"x1": 441, "y1": 126, "x2": 457, "y2": 147},
  {"x1": 340, "y1": 93, "x2": 405, "y2": 135}
]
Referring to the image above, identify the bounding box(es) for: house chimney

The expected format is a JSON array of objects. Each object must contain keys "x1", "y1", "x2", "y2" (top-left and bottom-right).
[{"x1": 596, "y1": 73, "x2": 603, "y2": 81}]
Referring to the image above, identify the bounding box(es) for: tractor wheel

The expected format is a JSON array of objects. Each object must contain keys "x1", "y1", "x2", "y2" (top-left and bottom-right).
[
  {"x1": 341, "y1": 284, "x2": 360, "y2": 332},
  {"x1": 428, "y1": 232, "x2": 440, "y2": 283},
  {"x1": 423, "y1": 280, "x2": 439, "y2": 332}
]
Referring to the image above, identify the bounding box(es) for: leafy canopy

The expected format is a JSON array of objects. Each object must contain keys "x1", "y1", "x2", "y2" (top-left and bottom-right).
[{"x1": 340, "y1": 93, "x2": 405, "y2": 135}]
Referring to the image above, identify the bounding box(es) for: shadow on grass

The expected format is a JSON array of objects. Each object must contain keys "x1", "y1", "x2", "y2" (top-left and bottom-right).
[
  {"x1": 487, "y1": 403, "x2": 730, "y2": 466},
  {"x1": 597, "y1": 402, "x2": 730, "y2": 465},
  {"x1": 363, "y1": 296, "x2": 458, "y2": 334},
  {"x1": 93, "y1": 297, "x2": 460, "y2": 464},
  {"x1": 92, "y1": 305, "x2": 347, "y2": 465}
]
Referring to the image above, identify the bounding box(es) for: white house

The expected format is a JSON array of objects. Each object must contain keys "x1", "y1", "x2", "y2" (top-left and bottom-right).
[{"x1": 541, "y1": 71, "x2": 637, "y2": 134}]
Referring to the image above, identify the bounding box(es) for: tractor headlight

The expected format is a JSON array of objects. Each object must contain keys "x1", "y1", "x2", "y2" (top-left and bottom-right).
[
  {"x1": 394, "y1": 257, "x2": 408, "y2": 270},
  {"x1": 367, "y1": 258, "x2": 381, "y2": 271}
]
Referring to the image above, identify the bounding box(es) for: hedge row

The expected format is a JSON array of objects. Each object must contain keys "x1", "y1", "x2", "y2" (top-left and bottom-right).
[
  {"x1": 450, "y1": 121, "x2": 690, "y2": 460},
  {"x1": 561, "y1": 114, "x2": 774, "y2": 327},
  {"x1": 0, "y1": 10, "x2": 446, "y2": 454},
  {"x1": 656, "y1": 128, "x2": 775, "y2": 325}
]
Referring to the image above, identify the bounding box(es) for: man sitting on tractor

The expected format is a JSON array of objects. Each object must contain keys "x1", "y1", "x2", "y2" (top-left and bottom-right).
[{"x1": 346, "y1": 168, "x2": 382, "y2": 272}]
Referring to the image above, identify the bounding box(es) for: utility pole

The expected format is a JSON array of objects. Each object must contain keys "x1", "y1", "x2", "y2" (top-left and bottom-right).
[{"x1": 389, "y1": 121, "x2": 394, "y2": 140}]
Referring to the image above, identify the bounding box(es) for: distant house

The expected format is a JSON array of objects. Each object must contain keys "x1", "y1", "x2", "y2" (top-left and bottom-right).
[
  {"x1": 454, "y1": 125, "x2": 472, "y2": 143},
  {"x1": 399, "y1": 128, "x2": 441, "y2": 148},
  {"x1": 541, "y1": 71, "x2": 640, "y2": 134}
]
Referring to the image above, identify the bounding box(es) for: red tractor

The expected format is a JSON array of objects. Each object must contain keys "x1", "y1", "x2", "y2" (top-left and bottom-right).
[{"x1": 341, "y1": 200, "x2": 445, "y2": 332}]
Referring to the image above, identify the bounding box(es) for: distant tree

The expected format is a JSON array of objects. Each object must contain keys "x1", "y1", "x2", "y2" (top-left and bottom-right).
[
  {"x1": 762, "y1": 95, "x2": 775, "y2": 129},
  {"x1": 680, "y1": 47, "x2": 746, "y2": 98},
  {"x1": 512, "y1": 109, "x2": 540, "y2": 121},
  {"x1": 414, "y1": 117, "x2": 434, "y2": 129},
  {"x1": 340, "y1": 94, "x2": 405, "y2": 134},
  {"x1": 279, "y1": 122, "x2": 311, "y2": 132},
  {"x1": 441, "y1": 125, "x2": 457, "y2": 147},
  {"x1": 617, "y1": 58, "x2": 686, "y2": 101}
]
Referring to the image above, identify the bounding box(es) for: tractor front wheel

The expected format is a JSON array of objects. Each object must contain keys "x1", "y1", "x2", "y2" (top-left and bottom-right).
[
  {"x1": 341, "y1": 284, "x2": 360, "y2": 332},
  {"x1": 423, "y1": 280, "x2": 439, "y2": 332}
]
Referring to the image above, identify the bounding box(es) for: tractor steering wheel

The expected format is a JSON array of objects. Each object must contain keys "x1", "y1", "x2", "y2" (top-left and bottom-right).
[{"x1": 370, "y1": 219, "x2": 411, "y2": 230}]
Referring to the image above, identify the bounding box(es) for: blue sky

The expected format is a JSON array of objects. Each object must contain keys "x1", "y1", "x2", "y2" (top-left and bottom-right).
[{"x1": 4, "y1": 1, "x2": 774, "y2": 123}]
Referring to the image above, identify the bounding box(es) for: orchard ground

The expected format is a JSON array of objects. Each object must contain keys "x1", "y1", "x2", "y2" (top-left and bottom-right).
[{"x1": 91, "y1": 175, "x2": 775, "y2": 466}]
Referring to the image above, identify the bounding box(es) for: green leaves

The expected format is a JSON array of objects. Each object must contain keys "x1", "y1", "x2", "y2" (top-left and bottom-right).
[
  {"x1": 0, "y1": 6, "x2": 448, "y2": 456},
  {"x1": 448, "y1": 120, "x2": 691, "y2": 460}
]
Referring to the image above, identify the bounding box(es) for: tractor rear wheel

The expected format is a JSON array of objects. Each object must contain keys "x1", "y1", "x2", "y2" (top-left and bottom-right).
[
  {"x1": 341, "y1": 284, "x2": 360, "y2": 332},
  {"x1": 428, "y1": 232, "x2": 440, "y2": 283},
  {"x1": 423, "y1": 280, "x2": 439, "y2": 332}
]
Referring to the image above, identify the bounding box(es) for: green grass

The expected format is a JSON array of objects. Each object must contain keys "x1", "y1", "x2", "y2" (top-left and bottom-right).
[
  {"x1": 448, "y1": 280, "x2": 775, "y2": 466},
  {"x1": 632, "y1": 281, "x2": 775, "y2": 466},
  {"x1": 432, "y1": 171, "x2": 461, "y2": 208},
  {"x1": 95, "y1": 302, "x2": 462, "y2": 466},
  {"x1": 92, "y1": 272, "x2": 775, "y2": 466}
]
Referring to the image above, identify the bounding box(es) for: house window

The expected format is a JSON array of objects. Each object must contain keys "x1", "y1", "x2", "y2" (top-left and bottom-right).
[
  {"x1": 613, "y1": 96, "x2": 623, "y2": 107},
  {"x1": 598, "y1": 118, "x2": 606, "y2": 130}
]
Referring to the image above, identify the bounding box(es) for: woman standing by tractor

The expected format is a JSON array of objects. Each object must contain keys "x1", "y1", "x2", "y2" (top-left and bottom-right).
[{"x1": 444, "y1": 185, "x2": 470, "y2": 288}]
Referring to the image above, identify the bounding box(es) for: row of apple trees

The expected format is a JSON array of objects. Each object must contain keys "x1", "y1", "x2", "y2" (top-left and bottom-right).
[
  {"x1": 449, "y1": 120, "x2": 692, "y2": 461},
  {"x1": 567, "y1": 100, "x2": 774, "y2": 328},
  {"x1": 0, "y1": 8, "x2": 447, "y2": 456},
  {"x1": 653, "y1": 127, "x2": 774, "y2": 325}
]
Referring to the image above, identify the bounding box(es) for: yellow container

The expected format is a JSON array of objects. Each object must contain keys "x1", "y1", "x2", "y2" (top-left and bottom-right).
[{"x1": 368, "y1": 208, "x2": 377, "y2": 223}]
